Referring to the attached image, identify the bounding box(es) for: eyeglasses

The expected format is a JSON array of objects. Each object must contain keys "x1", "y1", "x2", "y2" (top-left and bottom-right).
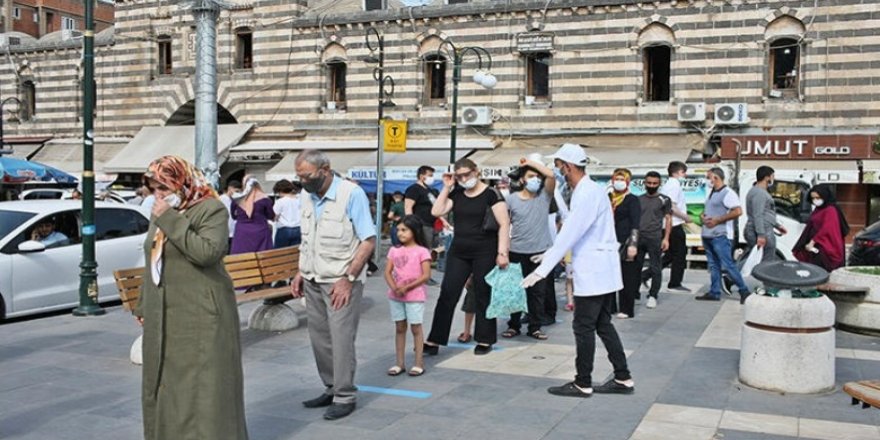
[{"x1": 454, "y1": 170, "x2": 475, "y2": 181}]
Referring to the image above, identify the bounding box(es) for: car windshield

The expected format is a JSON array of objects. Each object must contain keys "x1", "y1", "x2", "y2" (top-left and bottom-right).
[{"x1": 0, "y1": 210, "x2": 37, "y2": 239}]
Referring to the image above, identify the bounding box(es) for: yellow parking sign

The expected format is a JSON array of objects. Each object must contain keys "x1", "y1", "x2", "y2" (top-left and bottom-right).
[{"x1": 383, "y1": 120, "x2": 407, "y2": 153}]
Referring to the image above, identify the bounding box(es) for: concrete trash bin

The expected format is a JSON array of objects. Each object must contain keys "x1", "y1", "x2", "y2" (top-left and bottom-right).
[{"x1": 739, "y1": 260, "x2": 836, "y2": 394}]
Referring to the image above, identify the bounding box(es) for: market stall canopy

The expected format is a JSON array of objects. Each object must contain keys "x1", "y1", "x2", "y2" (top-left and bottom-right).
[
  {"x1": 0, "y1": 136, "x2": 52, "y2": 160},
  {"x1": 103, "y1": 124, "x2": 253, "y2": 173},
  {"x1": 30, "y1": 138, "x2": 128, "y2": 174},
  {"x1": 261, "y1": 137, "x2": 495, "y2": 182}
]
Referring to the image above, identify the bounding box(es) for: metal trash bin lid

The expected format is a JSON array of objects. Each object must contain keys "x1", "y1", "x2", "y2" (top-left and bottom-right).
[{"x1": 752, "y1": 260, "x2": 829, "y2": 288}]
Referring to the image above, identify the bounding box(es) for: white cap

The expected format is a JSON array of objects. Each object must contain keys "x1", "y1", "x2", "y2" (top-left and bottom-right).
[{"x1": 547, "y1": 143, "x2": 588, "y2": 166}]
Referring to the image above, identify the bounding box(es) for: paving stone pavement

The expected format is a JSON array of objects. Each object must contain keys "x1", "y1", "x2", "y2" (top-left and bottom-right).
[{"x1": 0, "y1": 268, "x2": 878, "y2": 440}]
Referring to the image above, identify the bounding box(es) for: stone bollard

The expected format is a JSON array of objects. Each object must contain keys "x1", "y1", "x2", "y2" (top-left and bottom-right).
[
  {"x1": 130, "y1": 334, "x2": 143, "y2": 365},
  {"x1": 739, "y1": 294, "x2": 836, "y2": 393},
  {"x1": 248, "y1": 303, "x2": 300, "y2": 332},
  {"x1": 828, "y1": 267, "x2": 880, "y2": 335}
]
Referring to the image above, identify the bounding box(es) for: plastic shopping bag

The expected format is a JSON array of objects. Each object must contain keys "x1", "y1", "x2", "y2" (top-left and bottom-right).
[
  {"x1": 741, "y1": 246, "x2": 764, "y2": 278},
  {"x1": 485, "y1": 263, "x2": 529, "y2": 319}
]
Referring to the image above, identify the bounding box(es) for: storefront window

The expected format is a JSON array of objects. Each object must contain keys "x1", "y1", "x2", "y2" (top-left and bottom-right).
[{"x1": 769, "y1": 180, "x2": 810, "y2": 221}]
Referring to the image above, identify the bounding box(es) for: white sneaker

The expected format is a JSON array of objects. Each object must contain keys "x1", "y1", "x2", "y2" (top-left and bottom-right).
[{"x1": 646, "y1": 297, "x2": 657, "y2": 309}]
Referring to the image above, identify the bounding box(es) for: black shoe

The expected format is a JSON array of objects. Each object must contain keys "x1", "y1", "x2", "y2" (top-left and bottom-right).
[
  {"x1": 302, "y1": 394, "x2": 333, "y2": 408},
  {"x1": 593, "y1": 379, "x2": 635, "y2": 395},
  {"x1": 423, "y1": 343, "x2": 439, "y2": 356},
  {"x1": 323, "y1": 402, "x2": 356, "y2": 420},
  {"x1": 548, "y1": 382, "x2": 593, "y2": 398},
  {"x1": 473, "y1": 344, "x2": 492, "y2": 355},
  {"x1": 668, "y1": 285, "x2": 692, "y2": 292},
  {"x1": 426, "y1": 278, "x2": 439, "y2": 286},
  {"x1": 695, "y1": 293, "x2": 721, "y2": 301},
  {"x1": 740, "y1": 291, "x2": 752, "y2": 305}
]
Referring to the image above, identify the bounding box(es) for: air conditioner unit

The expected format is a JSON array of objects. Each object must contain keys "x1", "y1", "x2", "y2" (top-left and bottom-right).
[
  {"x1": 460, "y1": 106, "x2": 492, "y2": 126},
  {"x1": 677, "y1": 102, "x2": 706, "y2": 122},
  {"x1": 714, "y1": 103, "x2": 750, "y2": 125}
]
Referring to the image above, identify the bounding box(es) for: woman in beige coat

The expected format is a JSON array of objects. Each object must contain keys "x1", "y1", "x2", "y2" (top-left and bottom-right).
[{"x1": 135, "y1": 156, "x2": 248, "y2": 440}]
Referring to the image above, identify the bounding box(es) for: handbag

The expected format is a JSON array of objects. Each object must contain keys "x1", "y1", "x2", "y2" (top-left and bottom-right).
[{"x1": 481, "y1": 188, "x2": 502, "y2": 233}]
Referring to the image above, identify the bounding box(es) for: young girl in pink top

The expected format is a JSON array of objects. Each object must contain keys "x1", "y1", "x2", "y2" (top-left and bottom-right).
[{"x1": 384, "y1": 215, "x2": 432, "y2": 377}]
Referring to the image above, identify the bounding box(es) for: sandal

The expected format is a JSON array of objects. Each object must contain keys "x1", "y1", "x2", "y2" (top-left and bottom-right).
[
  {"x1": 457, "y1": 333, "x2": 472, "y2": 343},
  {"x1": 387, "y1": 365, "x2": 405, "y2": 376},
  {"x1": 529, "y1": 330, "x2": 549, "y2": 340},
  {"x1": 501, "y1": 328, "x2": 521, "y2": 338},
  {"x1": 408, "y1": 366, "x2": 425, "y2": 376}
]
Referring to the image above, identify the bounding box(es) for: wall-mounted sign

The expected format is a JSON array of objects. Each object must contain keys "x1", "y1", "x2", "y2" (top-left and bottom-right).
[
  {"x1": 719, "y1": 134, "x2": 880, "y2": 160},
  {"x1": 516, "y1": 32, "x2": 555, "y2": 53}
]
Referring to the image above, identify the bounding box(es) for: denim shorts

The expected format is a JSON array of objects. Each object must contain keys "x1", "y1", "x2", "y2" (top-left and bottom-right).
[{"x1": 388, "y1": 299, "x2": 425, "y2": 324}]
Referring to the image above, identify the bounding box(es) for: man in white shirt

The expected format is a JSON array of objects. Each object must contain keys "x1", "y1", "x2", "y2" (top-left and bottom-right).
[
  {"x1": 523, "y1": 144, "x2": 634, "y2": 398},
  {"x1": 660, "y1": 161, "x2": 693, "y2": 291},
  {"x1": 219, "y1": 180, "x2": 242, "y2": 251}
]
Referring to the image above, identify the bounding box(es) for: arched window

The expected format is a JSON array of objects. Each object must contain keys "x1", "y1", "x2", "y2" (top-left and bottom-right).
[
  {"x1": 21, "y1": 81, "x2": 36, "y2": 121},
  {"x1": 235, "y1": 28, "x2": 253, "y2": 69},
  {"x1": 322, "y1": 43, "x2": 347, "y2": 110},
  {"x1": 638, "y1": 23, "x2": 675, "y2": 102},
  {"x1": 765, "y1": 16, "x2": 806, "y2": 99},
  {"x1": 424, "y1": 54, "x2": 447, "y2": 105}
]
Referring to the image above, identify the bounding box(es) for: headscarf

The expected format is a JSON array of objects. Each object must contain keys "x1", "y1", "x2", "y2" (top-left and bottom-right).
[
  {"x1": 143, "y1": 155, "x2": 218, "y2": 286},
  {"x1": 609, "y1": 168, "x2": 632, "y2": 212},
  {"x1": 234, "y1": 175, "x2": 268, "y2": 218},
  {"x1": 792, "y1": 184, "x2": 849, "y2": 271},
  {"x1": 809, "y1": 184, "x2": 850, "y2": 236}
]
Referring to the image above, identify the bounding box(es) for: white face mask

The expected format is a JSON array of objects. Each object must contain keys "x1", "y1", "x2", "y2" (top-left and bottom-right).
[
  {"x1": 812, "y1": 199, "x2": 824, "y2": 207},
  {"x1": 460, "y1": 177, "x2": 478, "y2": 190},
  {"x1": 164, "y1": 193, "x2": 181, "y2": 209},
  {"x1": 424, "y1": 175, "x2": 435, "y2": 186},
  {"x1": 612, "y1": 180, "x2": 628, "y2": 192},
  {"x1": 525, "y1": 177, "x2": 542, "y2": 193}
]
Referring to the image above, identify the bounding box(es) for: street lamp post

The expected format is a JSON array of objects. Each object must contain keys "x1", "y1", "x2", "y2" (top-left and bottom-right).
[
  {"x1": 436, "y1": 41, "x2": 497, "y2": 164},
  {"x1": 0, "y1": 97, "x2": 22, "y2": 151},
  {"x1": 73, "y1": 0, "x2": 103, "y2": 316},
  {"x1": 364, "y1": 27, "x2": 395, "y2": 263}
]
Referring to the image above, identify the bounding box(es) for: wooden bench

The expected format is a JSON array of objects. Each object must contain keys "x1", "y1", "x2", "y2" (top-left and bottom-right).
[
  {"x1": 844, "y1": 380, "x2": 880, "y2": 410},
  {"x1": 114, "y1": 246, "x2": 300, "y2": 313}
]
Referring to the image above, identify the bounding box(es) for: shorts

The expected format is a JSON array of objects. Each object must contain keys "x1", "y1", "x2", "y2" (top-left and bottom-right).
[{"x1": 389, "y1": 299, "x2": 425, "y2": 324}]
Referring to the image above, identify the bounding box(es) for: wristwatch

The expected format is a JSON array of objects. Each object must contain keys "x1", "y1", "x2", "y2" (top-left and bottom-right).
[{"x1": 346, "y1": 273, "x2": 357, "y2": 282}]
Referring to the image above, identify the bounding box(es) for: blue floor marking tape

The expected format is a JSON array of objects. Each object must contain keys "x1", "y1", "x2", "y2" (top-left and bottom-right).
[
  {"x1": 357, "y1": 385, "x2": 432, "y2": 399},
  {"x1": 446, "y1": 342, "x2": 505, "y2": 351}
]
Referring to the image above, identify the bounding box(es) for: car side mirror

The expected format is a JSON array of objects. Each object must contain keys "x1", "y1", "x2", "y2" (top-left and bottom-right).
[{"x1": 18, "y1": 240, "x2": 47, "y2": 253}]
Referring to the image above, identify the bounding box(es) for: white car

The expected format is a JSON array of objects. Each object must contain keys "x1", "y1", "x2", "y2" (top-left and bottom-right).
[
  {"x1": 0, "y1": 200, "x2": 150, "y2": 319},
  {"x1": 19, "y1": 188, "x2": 127, "y2": 204}
]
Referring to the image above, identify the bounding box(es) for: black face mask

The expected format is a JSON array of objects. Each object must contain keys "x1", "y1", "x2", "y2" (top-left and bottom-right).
[
  {"x1": 301, "y1": 172, "x2": 327, "y2": 194},
  {"x1": 645, "y1": 186, "x2": 659, "y2": 195}
]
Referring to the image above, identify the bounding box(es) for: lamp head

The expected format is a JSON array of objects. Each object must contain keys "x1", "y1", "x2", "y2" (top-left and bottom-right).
[
  {"x1": 479, "y1": 73, "x2": 497, "y2": 89},
  {"x1": 473, "y1": 70, "x2": 486, "y2": 85}
]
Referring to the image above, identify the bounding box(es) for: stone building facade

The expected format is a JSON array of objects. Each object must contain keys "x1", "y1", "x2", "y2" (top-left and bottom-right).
[{"x1": 1, "y1": 0, "x2": 879, "y2": 201}]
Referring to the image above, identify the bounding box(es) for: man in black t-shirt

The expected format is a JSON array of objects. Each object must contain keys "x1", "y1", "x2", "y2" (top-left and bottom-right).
[
  {"x1": 637, "y1": 171, "x2": 672, "y2": 310},
  {"x1": 405, "y1": 165, "x2": 439, "y2": 284}
]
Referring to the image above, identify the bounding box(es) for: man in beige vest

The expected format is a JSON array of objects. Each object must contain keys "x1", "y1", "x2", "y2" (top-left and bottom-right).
[{"x1": 291, "y1": 149, "x2": 376, "y2": 420}]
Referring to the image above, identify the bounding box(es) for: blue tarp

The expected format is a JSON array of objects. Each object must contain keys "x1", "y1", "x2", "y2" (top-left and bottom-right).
[{"x1": 354, "y1": 179, "x2": 444, "y2": 195}]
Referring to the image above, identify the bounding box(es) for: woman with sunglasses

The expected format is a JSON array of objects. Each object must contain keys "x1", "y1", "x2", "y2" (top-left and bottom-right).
[{"x1": 422, "y1": 158, "x2": 511, "y2": 356}]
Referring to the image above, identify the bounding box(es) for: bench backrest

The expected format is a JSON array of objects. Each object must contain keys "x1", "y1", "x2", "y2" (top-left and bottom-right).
[
  {"x1": 223, "y1": 252, "x2": 263, "y2": 289},
  {"x1": 112, "y1": 246, "x2": 301, "y2": 311},
  {"x1": 256, "y1": 246, "x2": 299, "y2": 284},
  {"x1": 114, "y1": 267, "x2": 145, "y2": 312}
]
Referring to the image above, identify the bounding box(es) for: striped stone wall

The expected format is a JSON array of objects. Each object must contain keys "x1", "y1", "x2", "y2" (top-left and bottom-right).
[{"x1": 1, "y1": 0, "x2": 878, "y2": 141}]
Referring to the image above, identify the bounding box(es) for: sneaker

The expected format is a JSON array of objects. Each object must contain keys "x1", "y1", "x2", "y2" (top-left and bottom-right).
[
  {"x1": 548, "y1": 382, "x2": 593, "y2": 398},
  {"x1": 668, "y1": 285, "x2": 692, "y2": 292},
  {"x1": 646, "y1": 297, "x2": 657, "y2": 309},
  {"x1": 740, "y1": 291, "x2": 752, "y2": 305},
  {"x1": 614, "y1": 313, "x2": 631, "y2": 319},
  {"x1": 426, "y1": 278, "x2": 439, "y2": 287},
  {"x1": 695, "y1": 293, "x2": 721, "y2": 301},
  {"x1": 593, "y1": 378, "x2": 635, "y2": 395}
]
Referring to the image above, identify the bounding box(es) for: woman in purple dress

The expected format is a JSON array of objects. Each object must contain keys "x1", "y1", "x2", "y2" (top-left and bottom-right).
[{"x1": 230, "y1": 176, "x2": 274, "y2": 254}]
